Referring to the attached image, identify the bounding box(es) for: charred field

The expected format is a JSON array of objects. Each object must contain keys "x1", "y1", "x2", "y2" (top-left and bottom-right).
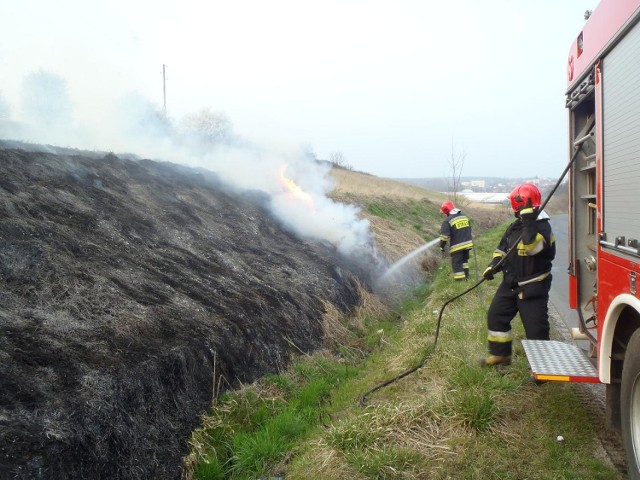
[{"x1": 0, "y1": 142, "x2": 366, "y2": 479}]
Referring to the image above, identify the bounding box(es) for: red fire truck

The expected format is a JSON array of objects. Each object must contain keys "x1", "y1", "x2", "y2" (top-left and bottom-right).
[{"x1": 521, "y1": 0, "x2": 640, "y2": 476}]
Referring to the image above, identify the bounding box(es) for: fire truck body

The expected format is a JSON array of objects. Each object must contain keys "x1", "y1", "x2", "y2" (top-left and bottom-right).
[
  {"x1": 525, "y1": 0, "x2": 640, "y2": 475},
  {"x1": 566, "y1": 0, "x2": 640, "y2": 388}
]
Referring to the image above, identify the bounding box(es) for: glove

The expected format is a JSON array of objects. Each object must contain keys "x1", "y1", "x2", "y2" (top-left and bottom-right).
[
  {"x1": 483, "y1": 266, "x2": 495, "y2": 281},
  {"x1": 519, "y1": 206, "x2": 537, "y2": 224}
]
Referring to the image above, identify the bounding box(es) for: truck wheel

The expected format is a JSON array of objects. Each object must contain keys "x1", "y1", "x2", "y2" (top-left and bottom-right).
[{"x1": 622, "y1": 329, "x2": 640, "y2": 479}]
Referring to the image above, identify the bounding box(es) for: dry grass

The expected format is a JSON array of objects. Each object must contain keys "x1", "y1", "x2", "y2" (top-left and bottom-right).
[
  {"x1": 329, "y1": 167, "x2": 503, "y2": 212},
  {"x1": 352, "y1": 282, "x2": 390, "y2": 320},
  {"x1": 322, "y1": 282, "x2": 391, "y2": 357},
  {"x1": 288, "y1": 390, "x2": 464, "y2": 480},
  {"x1": 328, "y1": 168, "x2": 447, "y2": 201},
  {"x1": 322, "y1": 300, "x2": 365, "y2": 359},
  {"x1": 367, "y1": 216, "x2": 426, "y2": 263},
  {"x1": 328, "y1": 167, "x2": 510, "y2": 266},
  {"x1": 329, "y1": 167, "x2": 441, "y2": 263},
  {"x1": 292, "y1": 444, "x2": 367, "y2": 480}
]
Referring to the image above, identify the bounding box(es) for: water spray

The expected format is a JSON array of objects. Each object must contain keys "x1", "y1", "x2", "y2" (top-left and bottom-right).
[
  {"x1": 378, "y1": 238, "x2": 441, "y2": 283},
  {"x1": 359, "y1": 142, "x2": 587, "y2": 406}
]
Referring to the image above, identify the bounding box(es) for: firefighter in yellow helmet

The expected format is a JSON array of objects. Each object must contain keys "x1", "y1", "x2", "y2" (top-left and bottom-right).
[
  {"x1": 480, "y1": 183, "x2": 556, "y2": 367},
  {"x1": 439, "y1": 201, "x2": 474, "y2": 281}
]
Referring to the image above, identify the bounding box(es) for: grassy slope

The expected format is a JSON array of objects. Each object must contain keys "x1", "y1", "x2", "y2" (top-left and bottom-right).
[
  {"x1": 328, "y1": 167, "x2": 448, "y2": 264},
  {"x1": 184, "y1": 168, "x2": 616, "y2": 480},
  {"x1": 286, "y1": 225, "x2": 616, "y2": 480}
]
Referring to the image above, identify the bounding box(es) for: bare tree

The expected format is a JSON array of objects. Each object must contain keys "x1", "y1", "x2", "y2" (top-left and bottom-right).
[
  {"x1": 21, "y1": 69, "x2": 72, "y2": 127},
  {"x1": 329, "y1": 151, "x2": 352, "y2": 170},
  {"x1": 117, "y1": 92, "x2": 172, "y2": 140},
  {"x1": 447, "y1": 141, "x2": 466, "y2": 205},
  {"x1": 179, "y1": 108, "x2": 234, "y2": 152}
]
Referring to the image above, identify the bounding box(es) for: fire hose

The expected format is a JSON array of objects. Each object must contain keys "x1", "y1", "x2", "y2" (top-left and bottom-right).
[{"x1": 358, "y1": 143, "x2": 587, "y2": 406}]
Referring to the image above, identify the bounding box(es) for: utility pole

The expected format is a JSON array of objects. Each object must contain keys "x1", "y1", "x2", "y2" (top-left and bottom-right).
[{"x1": 162, "y1": 64, "x2": 167, "y2": 115}]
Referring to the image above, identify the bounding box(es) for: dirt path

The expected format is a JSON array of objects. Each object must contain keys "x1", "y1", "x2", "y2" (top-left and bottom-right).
[{"x1": 574, "y1": 382, "x2": 627, "y2": 478}]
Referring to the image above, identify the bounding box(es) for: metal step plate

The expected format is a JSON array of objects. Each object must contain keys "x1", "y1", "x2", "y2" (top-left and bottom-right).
[{"x1": 521, "y1": 339, "x2": 600, "y2": 383}]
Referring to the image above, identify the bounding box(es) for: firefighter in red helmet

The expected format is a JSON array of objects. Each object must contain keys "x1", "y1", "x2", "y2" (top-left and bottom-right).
[
  {"x1": 439, "y1": 200, "x2": 474, "y2": 281},
  {"x1": 480, "y1": 183, "x2": 556, "y2": 366}
]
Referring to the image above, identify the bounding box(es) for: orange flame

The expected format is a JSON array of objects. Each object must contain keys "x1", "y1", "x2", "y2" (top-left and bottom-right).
[{"x1": 278, "y1": 164, "x2": 315, "y2": 209}]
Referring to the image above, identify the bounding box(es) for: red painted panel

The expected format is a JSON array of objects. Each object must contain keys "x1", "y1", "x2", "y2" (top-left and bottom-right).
[
  {"x1": 598, "y1": 251, "x2": 639, "y2": 340},
  {"x1": 567, "y1": 0, "x2": 640, "y2": 88},
  {"x1": 569, "y1": 274, "x2": 578, "y2": 309}
]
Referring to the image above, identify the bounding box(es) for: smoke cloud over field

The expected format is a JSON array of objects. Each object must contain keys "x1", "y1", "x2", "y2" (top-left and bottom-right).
[
  {"x1": 0, "y1": 71, "x2": 376, "y2": 264},
  {"x1": 175, "y1": 143, "x2": 375, "y2": 260}
]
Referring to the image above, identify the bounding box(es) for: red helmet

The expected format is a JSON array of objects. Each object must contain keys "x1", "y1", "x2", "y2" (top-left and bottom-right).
[
  {"x1": 509, "y1": 183, "x2": 541, "y2": 212},
  {"x1": 440, "y1": 200, "x2": 456, "y2": 215}
]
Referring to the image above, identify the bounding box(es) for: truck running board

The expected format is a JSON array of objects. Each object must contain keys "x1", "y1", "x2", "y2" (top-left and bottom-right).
[{"x1": 521, "y1": 340, "x2": 600, "y2": 383}]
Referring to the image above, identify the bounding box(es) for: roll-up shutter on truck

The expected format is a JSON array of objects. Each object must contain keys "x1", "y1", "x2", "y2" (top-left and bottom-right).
[{"x1": 603, "y1": 18, "x2": 640, "y2": 251}]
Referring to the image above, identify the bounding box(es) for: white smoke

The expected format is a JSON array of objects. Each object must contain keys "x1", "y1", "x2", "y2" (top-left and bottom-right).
[
  {"x1": 0, "y1": 73, "x2": 377, "y2": 262},
  {"x1": 167, "y1": 143, "x2": 375, "y2": 259}
]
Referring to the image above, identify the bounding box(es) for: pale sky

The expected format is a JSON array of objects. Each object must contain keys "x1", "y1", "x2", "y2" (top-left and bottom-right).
[{"x1": 0, "y1": 0, "x2": 595, "y2": 179}]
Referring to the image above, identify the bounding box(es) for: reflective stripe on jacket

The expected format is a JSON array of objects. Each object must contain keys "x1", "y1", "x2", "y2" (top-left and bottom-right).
[
  {"x1": 440, "y1": 211, "x2": 473, "y2": 253},
  {"x1": 487, "y1": 211, "x2": 555, "y2": 286}
]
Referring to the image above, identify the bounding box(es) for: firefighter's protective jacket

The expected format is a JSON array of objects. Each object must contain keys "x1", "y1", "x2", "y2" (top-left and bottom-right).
[
  {"x1": 488, "y1": 210, "x2": 555, "y2": 287},
  {"x1": 439, "y1": 210, "x2": 474, "y2": 253}
]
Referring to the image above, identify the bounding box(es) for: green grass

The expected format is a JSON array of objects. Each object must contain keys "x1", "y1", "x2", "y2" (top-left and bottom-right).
[
  {"x1": 186, "y1": 220, "x2": 619, "y2": 480},
  {"x1": 367, "y1": 198, "x2": 443, "y2": 239},
  {"x1": 187, "y1": 350, "x2": 371, "y2": 479}
]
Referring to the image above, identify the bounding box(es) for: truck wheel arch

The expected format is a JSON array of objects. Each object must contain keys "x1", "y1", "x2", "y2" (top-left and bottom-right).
[{"x1": 601, "y1": 294, "x2": 640, "y2": 384}]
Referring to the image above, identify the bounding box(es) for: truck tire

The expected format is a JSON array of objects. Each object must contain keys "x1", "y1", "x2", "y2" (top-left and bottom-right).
[{"x1": 622, "y1": 329, "x2": 640, "y2": 479}]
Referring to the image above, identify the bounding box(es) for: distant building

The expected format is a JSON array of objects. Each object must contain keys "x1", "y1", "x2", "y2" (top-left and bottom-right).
[
  {"x1": 525, "y1": 177, "x2": 540, "y2": 186},
  {"x1": 462, "y1": 180, "x2": 486, "y2": 189},
  {"x1": 459, "y1": 192, "x2": 509, "y2": 205}
]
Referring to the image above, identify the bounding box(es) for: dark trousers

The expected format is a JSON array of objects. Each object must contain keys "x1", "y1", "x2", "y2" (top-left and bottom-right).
[
  {"x1": 451, "y1": 249, "x2": 471, "y2": 281},
  {"x1": 487, "y1": 275, "x2": 551, "y2": 356}
]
